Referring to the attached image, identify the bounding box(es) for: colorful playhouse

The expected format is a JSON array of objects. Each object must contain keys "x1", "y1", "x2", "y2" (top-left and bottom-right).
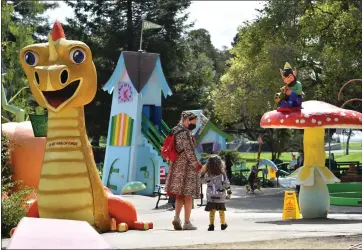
[
  {"x1": 186, "y1": 110, "x2": 233, "y2": 158},
  {"x1": 102, "y1": 51, "x2": 172, "y2": 195}
]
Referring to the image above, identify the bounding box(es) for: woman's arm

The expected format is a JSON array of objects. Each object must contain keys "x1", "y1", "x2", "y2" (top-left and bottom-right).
[
  {"x1": 200, "y1": 172, "x2": 208, "y2": 184},
  {"x1": 180, "y1": 131, "x2": 200, "y2": 168}
]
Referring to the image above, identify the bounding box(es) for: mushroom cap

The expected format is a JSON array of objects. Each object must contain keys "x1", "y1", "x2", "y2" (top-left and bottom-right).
[
  {"x1": 121, "y1": 181, "x2": 146, "y2": 194},
  {"x1": 260, "y1": 101, "x2": 362, "y2": 129}
]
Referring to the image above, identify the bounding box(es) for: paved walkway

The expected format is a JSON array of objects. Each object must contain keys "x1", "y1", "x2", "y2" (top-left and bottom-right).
[{"x1": 2, "y1": 186, "x2": 362, "y2": 249}]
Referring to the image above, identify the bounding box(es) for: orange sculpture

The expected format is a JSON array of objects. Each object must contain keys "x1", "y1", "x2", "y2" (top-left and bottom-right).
[{"x1": 2, "y1": 122, "x2": 45, "y2": 189}]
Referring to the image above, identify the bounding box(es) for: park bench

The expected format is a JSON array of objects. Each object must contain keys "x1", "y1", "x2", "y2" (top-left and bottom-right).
[
  {"x1": 331, "y1": 161, "x2": 361, "y2": 177},
  {"x1": 153, "y1": 184, "x2": 175, "y2": 209},
  {"x1": 230, "y1": 160, "x2": 249, "y2": 185}
]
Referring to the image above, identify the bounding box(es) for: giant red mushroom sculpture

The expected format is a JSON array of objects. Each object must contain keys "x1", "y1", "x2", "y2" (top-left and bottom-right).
[{"x1": 260, "y1": 100, "x2": 362, "y2": 219}]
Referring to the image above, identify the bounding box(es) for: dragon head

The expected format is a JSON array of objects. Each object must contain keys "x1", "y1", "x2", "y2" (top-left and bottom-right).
[{"x1": 19, "y1": 21, "x2": 97, "y2": 112}]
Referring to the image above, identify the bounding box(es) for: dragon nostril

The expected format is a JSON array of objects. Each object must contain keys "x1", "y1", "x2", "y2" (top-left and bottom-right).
[
  {"x1": 34, "y1": 72, "x2": 40, "y2": 85},
  {"x1": 60, "y1": 70, "x2": 68, "y2": 84}
]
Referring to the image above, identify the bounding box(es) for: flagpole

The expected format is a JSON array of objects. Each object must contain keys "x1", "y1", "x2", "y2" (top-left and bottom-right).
[{"x1": 139, "y1": 14, "x2": 146, "y2": 51}]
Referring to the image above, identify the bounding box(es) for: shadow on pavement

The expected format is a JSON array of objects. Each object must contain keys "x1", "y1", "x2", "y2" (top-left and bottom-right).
[{"x1": 256, "y1": 218, "x2": 362, "y2": 225}]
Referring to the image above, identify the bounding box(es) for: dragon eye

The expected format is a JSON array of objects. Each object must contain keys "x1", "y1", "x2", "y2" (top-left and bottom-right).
[
  {"x1": 70, "y1": 48, "x2": 86, "y2": 64},
  {"x1": 24, "y1": 51, "x2": 39, "y2": 66}
]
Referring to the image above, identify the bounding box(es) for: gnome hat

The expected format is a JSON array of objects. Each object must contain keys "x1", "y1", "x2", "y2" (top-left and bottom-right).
[{"x1": 280, "y1": 62, "x2": 297, "y2": 79}]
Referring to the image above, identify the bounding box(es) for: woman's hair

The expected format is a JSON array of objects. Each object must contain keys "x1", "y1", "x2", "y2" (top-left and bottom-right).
[
  {"x1": 180, "y1": 111, "x2": 197, "y2": 122},
  {"x1": 206, "y1": 155, "x2": 225, "y2": 176}
]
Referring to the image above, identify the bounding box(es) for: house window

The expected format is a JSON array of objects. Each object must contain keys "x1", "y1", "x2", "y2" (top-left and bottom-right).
[{"x1": 202, "y1": 143, "x2": 214, "y2": 154}]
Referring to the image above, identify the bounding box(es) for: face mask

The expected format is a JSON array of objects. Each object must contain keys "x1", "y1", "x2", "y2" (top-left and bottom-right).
[{"x1": 188, "y1": 123, "x2": 196, "y2": 130}]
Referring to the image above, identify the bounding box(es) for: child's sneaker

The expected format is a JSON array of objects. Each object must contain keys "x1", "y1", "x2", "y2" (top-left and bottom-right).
[
  {"x1": 208, "y1": 224, "x2": 214, "y2": 231},
  {"x1": 221, "y1": 224, "x2": 228, "y2": 230},
  {"x1": 172, "y1": 216, "x2": 182, "y2": 230},
  {"x1": 183, "y1": 221, "x2": 197, "y2": 230}
]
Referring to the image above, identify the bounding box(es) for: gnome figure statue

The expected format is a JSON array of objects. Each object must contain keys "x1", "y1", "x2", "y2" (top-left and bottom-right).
[{"x1": 274, "y1": 62, "x2": 303, "y2": 111}]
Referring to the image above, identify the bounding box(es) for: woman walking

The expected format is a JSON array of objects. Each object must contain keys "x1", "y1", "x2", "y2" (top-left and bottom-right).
[{"x1": 165, "y1": 111, "x2": 202, "y2": 230}]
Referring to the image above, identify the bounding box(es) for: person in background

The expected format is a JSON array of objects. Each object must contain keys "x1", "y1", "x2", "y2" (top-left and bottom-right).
[
  {"x1": 289, "y1": 153, "x2": 298, "y2": 171},
  {"x1": 248, "y1": 165, "x2": 258, "y2": 194},
  {"x1": 225, "y1": 154, "x2": 233, "y2": 181},
  {"x1": 296, "y1": 150, "x2": 304, "y2": 194},
  {"x1": 200, "y1": 155, "x2": 231, "y2": 231},
  {"x1": 165, "y1": 111, "x2": 202, "y2": 230}
]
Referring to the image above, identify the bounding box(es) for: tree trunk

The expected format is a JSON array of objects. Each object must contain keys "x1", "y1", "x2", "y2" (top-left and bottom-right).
[
  {"x1": 271, "y1": 152, "x2": 276, "y2": 161},
  {"x1": 345, "y1": 129, "x2": 352, "y2": 155},
  {"x1": 91, "y1": 134, "x2": 101, "y2": 147},
  {"x1": 126, "y1": 0, "x2": 134, "y2": 51}
]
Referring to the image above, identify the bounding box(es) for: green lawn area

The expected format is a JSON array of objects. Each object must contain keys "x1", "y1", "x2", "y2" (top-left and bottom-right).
[
  {"x1": 340, "y1": 142, "x2": 362, "y2": 150},
  {"x1": 239, "y1": 152, "x2": 362, "y2": 169}
]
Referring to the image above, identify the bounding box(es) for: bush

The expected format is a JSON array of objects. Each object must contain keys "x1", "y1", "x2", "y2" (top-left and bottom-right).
[
  {"x1": 2, "y1": 181, "x2": 33, "y2": 238},
  {"x1": 218, "y1": 149, "x2": 242, "y2": 163},
  {"x1": 1, "y1": 132, "x2": 34, "y2": 238},
  {"x1": 1, "y1": 132, "x2": 12, "y2": 185}
]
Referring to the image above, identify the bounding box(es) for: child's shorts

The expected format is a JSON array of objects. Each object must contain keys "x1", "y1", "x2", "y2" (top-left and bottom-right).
[{"x1": 205, "y1": 202, "x2": 226, "y2": 211}]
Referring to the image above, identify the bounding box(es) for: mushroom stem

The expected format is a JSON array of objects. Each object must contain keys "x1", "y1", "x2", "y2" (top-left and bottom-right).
[
  {"x1": 299, "y1": 127, "x2": 337, "y2": 219},
  {"x1": 303, "y1": 127, "x2": 325, "y2": 168}
]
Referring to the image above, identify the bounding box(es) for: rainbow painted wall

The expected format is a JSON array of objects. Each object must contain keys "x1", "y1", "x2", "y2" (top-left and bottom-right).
[{"x1": 109, "y1": 113, "x2": 134, "y2": 147}]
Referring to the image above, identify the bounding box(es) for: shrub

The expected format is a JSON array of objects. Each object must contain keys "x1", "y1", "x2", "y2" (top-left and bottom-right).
[
  {"x1": 1, "y1": 131, "x2": 34, "y2": 238},
  {"x1": 1, "y1": 132, "x2": 12, "y2": 186},
  {"x1": 2, "y1": 181, "x2": 33, "y2": 238},
  {"x1": 218, "y1": 149, "x2": 242, "y2": 163}
]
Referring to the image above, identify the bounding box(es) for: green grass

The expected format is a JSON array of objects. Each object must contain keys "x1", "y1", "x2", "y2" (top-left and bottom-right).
[
  {"x1": 238, "y1": 152, "x2": 362, "y2": 169},
  {"x1": 333, "y1": 152, "x2": 362, "y2": 162},
  {"x1": 340, "y1": 142, "x2": 362, "y2": 150}
]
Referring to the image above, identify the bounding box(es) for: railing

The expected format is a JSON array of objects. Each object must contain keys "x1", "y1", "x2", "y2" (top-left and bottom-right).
[
  {"x1": 141, "y1": 114, "x2": 170, "y2": 155},
  {"x1": 161, "y1": 120, "x2": 171, "y2": 136}
]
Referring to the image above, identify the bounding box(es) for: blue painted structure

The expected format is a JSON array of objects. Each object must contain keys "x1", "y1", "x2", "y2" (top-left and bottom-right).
[
  {"x1": 185, "y1": 110, "x2": 233, "y2": 159},
  {"x1": 102, "y1": 51, "x2": 172, "y2": 195}
]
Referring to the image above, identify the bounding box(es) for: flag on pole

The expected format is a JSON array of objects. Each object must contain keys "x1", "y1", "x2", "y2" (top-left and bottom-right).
[{"x1": 143, "y1": 20, "x2": 163, "y2": 30}]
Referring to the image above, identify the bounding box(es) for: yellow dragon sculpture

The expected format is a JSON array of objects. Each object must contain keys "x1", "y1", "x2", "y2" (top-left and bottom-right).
[{"x1": 12, "y1": 21, "x2": 152, "y2": 234}]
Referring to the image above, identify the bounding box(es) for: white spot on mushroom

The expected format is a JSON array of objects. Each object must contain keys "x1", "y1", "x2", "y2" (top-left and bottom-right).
[
  {"x1": 352, "y1": 113, "x2": 356, "y2": 117},
  {"x1": 285, "y1": 115, "x2": 289, "y2": 118},
  {"x1": 280, "y1": 119, "x2": 284, "y2": 123},
  {"x1": 326, "y1": 118, "x2": 331, "y2": 122},
  {"x1": 318, "y1": 121, "x2": 322, "y2": 125},
  {"x1": 312, "y1": 119, "x2": 316, "y2": 123},
  {"x1": 359, "y1": 117, "x2": 362, "y2": 122},
  {"x1": 304, "y1": 114, "x2": 310, "y2": 118},
  {"x1": 295, "y1": 120, "x2": 299, "y2": 123},
  {"x1": 264, "y1": 115, "x2": 269, "y2": 119},
  {"x1": 300, "y1": 119, "x2": 305, "y2": 124},
  {"x1": 268, "y1": 119, "x2": 271, "y2": 123},
  {"x1": 340, "y1": 112, "x2": 346, "y2": 116},
  {"x1": 334, "y1": 118, "x2": 339, "y2": 122}
]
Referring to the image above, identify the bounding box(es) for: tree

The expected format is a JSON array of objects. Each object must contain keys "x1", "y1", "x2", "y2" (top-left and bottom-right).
[
  {"x1": 214, "y1": 0, "x2": 362, "y2": 148},
  {"x1": 163, "y1": 28, "x2": 230, "y2": 125},
  {"x1": 64, "y1": 0, "x2": 193, "y2": 144},
  {"x1": 1, "y1": 0, "x2": 57, "y2": 121}
]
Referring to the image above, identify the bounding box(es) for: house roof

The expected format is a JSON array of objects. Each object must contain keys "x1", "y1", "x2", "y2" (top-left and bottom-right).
[
  {"x1": 102, "y1": 51, "x2": 172, "y2": 97},
  {"x1": 196, "y1": 120, "x2": 233, "y2": 143},
  {"x1": 185, "y1": 110, "x2": 233, "y2": 143},
  {"x1": 123, "y1": 51, "x2": 158, "y2": 93}
]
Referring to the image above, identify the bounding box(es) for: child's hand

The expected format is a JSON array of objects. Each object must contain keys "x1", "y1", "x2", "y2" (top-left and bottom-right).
[
  {"x1": 286, "y1": 89, "x2": 292, "y2": 95},
  {"x1": 227, "y1": 189, "x2": 232, "y2": 199}
]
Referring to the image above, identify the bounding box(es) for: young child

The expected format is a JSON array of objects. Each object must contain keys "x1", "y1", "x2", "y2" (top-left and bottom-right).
[
  {"x1": 247, "y1": 165, "x2": 258, "y2": 194},
  {"x1": 200, "y1": 155, "x2": 231, "y2": 231}
]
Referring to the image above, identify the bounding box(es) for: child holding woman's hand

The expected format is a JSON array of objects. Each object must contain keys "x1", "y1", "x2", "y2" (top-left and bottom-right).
[{"x1": 200, "y1": 155, "x2": 232, "y2": 231}]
